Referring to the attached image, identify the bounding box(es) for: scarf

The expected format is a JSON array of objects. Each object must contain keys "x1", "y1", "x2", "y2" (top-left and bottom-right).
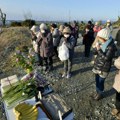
[{"x1": 101, "y1": 37, "x2": 112, "y2": 52}]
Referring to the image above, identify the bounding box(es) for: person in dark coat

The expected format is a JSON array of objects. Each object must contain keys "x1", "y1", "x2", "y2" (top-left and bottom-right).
[
  {"x1": 50, "y1": 23, "x2": 60, "y2": 58},
  {"x1": 83, "y1": 25, "x2": 94, "y2": 57},
  {"x1": 36, "y1": 23, "x2": 54, "y2": 72},
  {"x1": 92, "y1": 28, "x2": 117, "y2": 100},
  {"x1": 70, "y1": 21, "x2": 79, "y2": 46},
  {"x1": 59, "y1": 27, "x2": 76, "y2": 78}
]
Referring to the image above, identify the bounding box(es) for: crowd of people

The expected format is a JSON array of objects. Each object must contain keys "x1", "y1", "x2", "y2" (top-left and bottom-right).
[{"x1": 30, "y1": 20, "x2": 120, "y2": 119}]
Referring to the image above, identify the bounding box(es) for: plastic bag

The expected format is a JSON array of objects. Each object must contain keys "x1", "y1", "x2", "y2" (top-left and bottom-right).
[{"x1": 58, "y1": 42, "x2": 69, "y2": 61}]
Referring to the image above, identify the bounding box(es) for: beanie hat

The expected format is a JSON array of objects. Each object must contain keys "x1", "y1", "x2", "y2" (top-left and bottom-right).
[
  {"x1": 97, "y1": 28, "x2": 111, "y2": 40},
  {"x1": 39, "y1": 23, "x2": 47, "y2": 30},
  {"x1": 107, "y1": 20, "x2": 111, "y2": 23},
  {"x1": 63, "y1": 27, "x2": 71, "y2": 34}
]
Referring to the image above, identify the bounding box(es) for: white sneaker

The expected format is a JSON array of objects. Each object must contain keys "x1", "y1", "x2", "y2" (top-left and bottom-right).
[{"x1": 66, "y1": 74, "x2": 71, "y2": 79}]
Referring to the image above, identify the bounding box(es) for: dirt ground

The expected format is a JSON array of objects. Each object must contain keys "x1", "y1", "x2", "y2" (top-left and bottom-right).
[{"x1": 0, "y1": 27, "x2": 119, "y2": 120}]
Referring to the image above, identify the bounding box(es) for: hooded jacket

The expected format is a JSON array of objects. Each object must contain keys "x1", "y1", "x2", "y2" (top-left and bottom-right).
[{"x1": 93, "y1": 39, "x2": 117, "y2": 72}]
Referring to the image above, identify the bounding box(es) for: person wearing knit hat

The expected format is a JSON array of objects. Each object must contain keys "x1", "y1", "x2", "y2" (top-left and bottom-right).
[
  {"x1": 39, "y1": 23, "x2": 47, "y2": 33},
  {"x1": 50, "y1": 23, "x2": 60, "y2": 58},
  {"x1": 58, "y1": 26, "x2": 76, "y2": 78},
  {"x1": 91, "y1": 28, "x2": 117, "y2": 101},
  {"x1": 36, "y1": 23, "x2": 54, "y2": 72},
  {"x1": 106, "y1": 19, "x2": 113, "y2": 34},
  {"x1": 30, "y1": 25, "x2": 39, "y2": 36},
  {"x1": 30, "y1": 25, "x2": 42, "y2": 66},
  {"x1": 83, "y1": 25, "x2": 94, "y2": 57},
  {"x1": 93, "y1": 21, "x2": 102, "y2": 38}
]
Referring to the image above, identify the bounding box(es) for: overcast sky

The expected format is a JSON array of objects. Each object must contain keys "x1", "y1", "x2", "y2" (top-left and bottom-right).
[{"x1": 0, "y1": 0, "x2": 120, "y2": 21}]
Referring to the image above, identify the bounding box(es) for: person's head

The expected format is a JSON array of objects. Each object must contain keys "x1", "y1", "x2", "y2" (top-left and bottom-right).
[
  {"x1": 85, "y1": 25, "x2": 91, "y2": 32},
  {"x1": 88, "y1": 21, "x2": 92, "y2": 25},
  {"x1": 63, "y1": 27, "x2": 71, "y2": 38},
  {"x1": 39, "y1": 23, "x2": 47, "y2": 33},
  {"x1": 59, "y1": 25, "x2": 64, "y2": 33},
  {"x1": 30, "y1": 25, "x2": 39, "y2": 35},
  {"x1": 97, "y1": 28, "x2": 111, "y2": 43},
  {"x1": 95, "y1": 22, "x2": 99, "y2": 26},
  {"x1": 106, "y1": 20, "x2": 111, "y2": 27},
  {"x1": 50, "y1": 23, "x2": 57, "y2": 32}
]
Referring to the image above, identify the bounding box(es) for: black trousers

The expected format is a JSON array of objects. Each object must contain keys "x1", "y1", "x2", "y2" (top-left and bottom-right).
[
  {"x1": 115, "y1": 91, "x2": 120, "y2": 109},
  {"x1": 84, "y1": 45, "x2": 91, "y2": 57},
  {"x1": 44, "y1": 57, "x2": 53, "y2": 68},
  {"x1": 54, "y1": 46, "x2": 58, "y2": 57}
]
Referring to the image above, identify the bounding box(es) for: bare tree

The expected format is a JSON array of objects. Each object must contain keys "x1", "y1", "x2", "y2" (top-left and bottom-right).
[
  {"x1": 0, "y1": 8, "x2": 6, "y2": 26},
  {"x1": 23, "y1": 11, "x2": 32, "y2": 20}
]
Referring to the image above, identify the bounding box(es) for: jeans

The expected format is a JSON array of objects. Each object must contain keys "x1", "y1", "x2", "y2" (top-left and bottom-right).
[
  {"x1": 95, "y1": 74, "x2": 105, "y2": 94},
  {"x1": 115, "y1": 91, "x2": 120, "y2": 109}
]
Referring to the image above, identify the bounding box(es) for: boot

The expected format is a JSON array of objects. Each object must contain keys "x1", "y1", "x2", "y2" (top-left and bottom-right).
[
  {"x1": 111, "y1": 108, "x2": 120, "y2": 116},
  {"x1": 90, "y1": 92, "x2": 98, "y2": 98},
  {"x1": 93, "y1": 93, "x2": 103, "y2": 101}
]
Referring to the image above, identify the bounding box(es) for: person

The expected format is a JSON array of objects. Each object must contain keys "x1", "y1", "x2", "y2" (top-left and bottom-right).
[
  {"x1": 106, "y1": 19, "x2": 113, "y2": 34},
  {"x1": 83, "y1": 25, "x2": 94, "y2": 57},
  {"x1": 92, "y1": 28, "x2": 117, "y2": 100},
  {"x1": 93, "y1": 21, "x2": 102, "y2": 38},
  {"x1": 59, "y1": 27, "x2": 76, "y2": 78},
  {"x1": 111, "y1": 57, "x2": 120, "y2": 119},
  {"x1": 50, "y1": 23, "x2": 60, "y2": 58},
  {"x1": 36, "y1": 23, "x2": 54, "y2": 72},
  {"x1": 59, "y1": 24, "x2": 64, "y2": 39},
  {"x1": 30, "y1": 25, "x2": 42, "y2": 66},
  {"x1": 70, "y1": 21, "x2": 79, "y2": 46}
]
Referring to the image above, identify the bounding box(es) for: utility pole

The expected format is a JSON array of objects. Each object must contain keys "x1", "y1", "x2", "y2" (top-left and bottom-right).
[{"x1": 69, "y1": 10, "x2": 71, "y2": 23}]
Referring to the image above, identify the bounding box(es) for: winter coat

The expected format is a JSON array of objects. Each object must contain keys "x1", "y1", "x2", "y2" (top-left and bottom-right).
[
  {"x1": 52, "y1": 28, "x2": 60, "y2": 47},
  {"x1": 93, "y1": 39, "x2": 117, "y2": 72},
  {"x1": 36, "y1": 31, "x2": 54, "y2": 58},
  {"x1": 113, "y1": 57, "x2": 120, "y2": 92},
  {"x1": 59, "y1": 35, "x2": 76, "y2": 59},
  {"x1": 83, "y1": 30, "x2": 94, "y2": 46}
]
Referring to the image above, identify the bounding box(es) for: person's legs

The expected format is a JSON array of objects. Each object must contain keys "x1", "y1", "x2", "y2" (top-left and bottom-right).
[
  {"x1": 85, "y1": 45, "x2": 91, "y2": 57},
  {"x1": 95, "y1": 74, "x2": 100, "y2": 93},
  {"x1": 115, "y1": 91, "x2": 120, "y2": 110},
  {"x1": 36, "y1": 53, "x2": 43, "y2": 66},
  {"x1": 94, "y1": 74, "x2": 105, "y2": 100},
  {"x1": 43, "y1": 57, "x2": 48, "y2": 71},
  {"x1": 98, "y1": 76, "x2": 105, "y2": 93},
  {"x1": 54, "y1": 46, "x2": 58, "y2": 57},
  {"x1": 62, "y1": 60, "x2": 68, "y2": 77},
  {"x1": 48, "y1": 57, "x2": 53, "y2": 71},
  {"x1": 67, "y1": 58, "x2": 73, "y2": 78}
]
